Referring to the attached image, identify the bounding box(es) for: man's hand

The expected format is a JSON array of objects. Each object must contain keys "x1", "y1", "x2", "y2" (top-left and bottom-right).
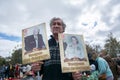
[
  {"x1": 31, "y1": 61, "x2": 44, "y2": 72},
  {"x1": 72, "y1": 71, "x2": 82, "y2": 80}
]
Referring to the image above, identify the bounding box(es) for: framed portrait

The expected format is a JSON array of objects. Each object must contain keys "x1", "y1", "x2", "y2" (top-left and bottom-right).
[
  {"x1": 58, "y1": 33, "x2": 90, "y2": 73},
  {"x1": 22, "y1": 23, "x2": 50, "y2": 64}
]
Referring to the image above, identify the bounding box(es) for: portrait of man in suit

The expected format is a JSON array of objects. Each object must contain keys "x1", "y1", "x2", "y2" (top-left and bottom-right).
[{"x1": 24, "y1": 28, "x2": 46, "y2": 53}]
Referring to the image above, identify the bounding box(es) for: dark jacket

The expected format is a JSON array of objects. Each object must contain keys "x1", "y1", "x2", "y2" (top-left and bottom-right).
[
  {"x1": 24, "y1": 34, "x2": 46, "y2": 51},
  {"x1": 41, "y1": 35, "x2": 73, "y2": 80}
]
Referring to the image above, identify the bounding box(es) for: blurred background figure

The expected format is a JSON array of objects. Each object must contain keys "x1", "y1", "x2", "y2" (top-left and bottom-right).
[{"x1": 91, "y1": 51, "x2": 114, "y2": 80}]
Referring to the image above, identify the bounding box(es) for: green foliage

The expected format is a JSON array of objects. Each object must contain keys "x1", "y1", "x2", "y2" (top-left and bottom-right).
[
  {"x1": 11, "y1": 48, "x2": 22, "y2": 65},
  {"x1": 81, "y1": 71, "x2": 99, "y2": 80},
  {"x1": 104, "y1": 32, "x2": 120, "y2": 57},
  {"x1": 81, "y1": 75, "x2": 88, "y2": 80},
  {"x1": 86, "y1": 44, "x2": 94, "y2": 53},
  {"x1": 0, "y1": 56, "x2": 6, "y2": 66}
]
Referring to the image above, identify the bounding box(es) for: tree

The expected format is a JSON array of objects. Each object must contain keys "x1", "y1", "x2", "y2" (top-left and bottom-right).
[
  {"x1": 93, "y1": 44, "x2": 101, "y2": 53},
  {"x1": 0, "y1": 56, "x2": 6, "y2": 66},
  {"x1": 11, "y1": 48, "x2": 22, "y2": 65},
  {"x1": 86, "y1": 44, "x2": 94, "y2": 53},
  {"x1": 104, "y1": 32, "x2": 120, "y2": 57}
]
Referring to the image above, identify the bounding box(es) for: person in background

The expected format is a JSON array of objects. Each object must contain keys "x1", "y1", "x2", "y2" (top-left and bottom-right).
[
  {"x1": 21, "y1": 64, "x2": 35, "y2": 80},
  {"x1": 115, "y1": 56, "x2": 120, "y2": 79},
  {"x1": 5, "y1": 63, "x2": 10, "y2": 79},
  {"x1": 15, "y1": 63, "x2": 20, "y2": 78},
  {"x1": 9, "y1": 64, "x2": 14, "y2": 78},
  {"x1": 91, "y1": 51, "x2": 114, "y2": 80},
  {"x1": 0, "y1": 64, "x2": 6, "y2": 79}
]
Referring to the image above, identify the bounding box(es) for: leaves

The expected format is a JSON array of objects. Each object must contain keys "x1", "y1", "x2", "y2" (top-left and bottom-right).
[
  {"x1": 11, "y1": 48, "x2": 22, "y2": 65},
  {"x1": 104, "y1": 32, "x2": 120, "y2": 57}
]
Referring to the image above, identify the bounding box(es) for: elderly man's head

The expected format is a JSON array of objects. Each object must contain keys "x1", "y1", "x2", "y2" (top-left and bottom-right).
[
  {"x1": 50, "y1": 17, "x2": 66, "y2": 33},
  {"x1": 33, "y1": 28, "x2": 40, "y2": 35}
]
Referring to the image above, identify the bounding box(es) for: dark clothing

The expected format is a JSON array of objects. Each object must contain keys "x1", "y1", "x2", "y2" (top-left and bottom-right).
[
  {"x1": 0, "y1": 66, "x2": 5, "y2": 78},
  {"x1": 5, "y1": 65, "x2": 10, "y2": 78},
  {"x1": 88, "y1": 53, "x2": 98, "y2": 70},
  {"x1": 89, "y1": 59, "x2": 98, "y2": 70},
  {"x1": 116, "y1": 59, "x2": 120, "y2": 66},
  {"x1": 41, "y1": 35, "x2": 73, "y2": 80},
  {"x1": 24, "y1": 34, "x2": 46, "y2": 52}
]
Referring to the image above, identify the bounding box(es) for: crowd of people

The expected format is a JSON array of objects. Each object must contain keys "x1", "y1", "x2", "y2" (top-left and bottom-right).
[
  {"x1": 0, "y1": 63, "x2": 42, "y2": 80},
  {"x1": 0, "y1": 17, "x2": 120, "y2": 80},
  {"x1": 0, "y1": 55, "x2": 120, "y2": 80},
  {"x1": 0, "y1": 63, "x2": 21, "y2": 80}
]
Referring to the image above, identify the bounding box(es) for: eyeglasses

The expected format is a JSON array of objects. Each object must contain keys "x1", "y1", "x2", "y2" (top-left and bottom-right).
[{"x1": 52, "y1": 22, "x2": 62, "y2": 26}]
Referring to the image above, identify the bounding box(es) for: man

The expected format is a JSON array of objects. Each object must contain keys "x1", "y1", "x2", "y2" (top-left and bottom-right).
[
  {"x1": 32, "y1": 17, "x2": 83, "y2": 80},
  {"x1": 41, "y1": 17, "x2": 73, "y2": 80},
  {"x1": 24, "y1": 28, "x2": 46, "y2": 52}
]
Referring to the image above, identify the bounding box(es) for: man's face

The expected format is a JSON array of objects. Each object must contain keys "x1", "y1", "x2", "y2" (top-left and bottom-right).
[
  {"x1": 50, "y1": 19, "x2": 64, "y2": 34},
  {"x1": 91, "y1": 53, "x2": 97, "y2": 60},
  {"x1": 33, "y1": 29, "x2": 39, "y2": 36}
]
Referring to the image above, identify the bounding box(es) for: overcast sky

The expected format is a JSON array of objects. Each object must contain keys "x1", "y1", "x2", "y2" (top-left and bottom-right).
[{"x1": 0, "y1": 0, "x2": 120, "y2": 57}]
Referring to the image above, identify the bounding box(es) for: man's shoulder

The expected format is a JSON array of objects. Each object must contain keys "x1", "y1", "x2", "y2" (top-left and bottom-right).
[
  {"x1": 25, "y1": 35, "x2": 34, "y2": 39},
  {"x1": 48, "y1": 36, "x2": 56, "y2": 46},
  {"x1": 48, "y1": 38, "x2": 53, "y2": 43},
  {"x1": 48, "y1": 36, "x2": 54, "y2": 42},
  {"x1": 38, "y1": 34, "x2": 42, "y2": 36},
  {"x1": 98, "y1": 57, "x2": 104, "y2": 60}
]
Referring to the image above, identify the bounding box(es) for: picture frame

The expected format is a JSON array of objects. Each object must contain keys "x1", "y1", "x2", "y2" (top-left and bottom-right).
[
  {"x1": 59, "y1": 33, "x2": 90, "y2": 73},
  {"x1": 22, "y1": 23, "x2": 50, "y2": 64}
]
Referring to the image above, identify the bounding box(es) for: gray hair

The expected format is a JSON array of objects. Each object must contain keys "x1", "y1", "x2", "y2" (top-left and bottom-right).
[{"x1": 50, "y1": 17, "x2": 66, "y2": 32}]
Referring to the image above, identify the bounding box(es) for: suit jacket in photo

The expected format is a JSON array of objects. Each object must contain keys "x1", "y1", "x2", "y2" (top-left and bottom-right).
[{"x1": 24, "y1": 34, "x2": 46, "y2": 52}]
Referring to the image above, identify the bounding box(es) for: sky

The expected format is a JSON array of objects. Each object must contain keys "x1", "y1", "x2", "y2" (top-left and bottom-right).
[{"x1": 0, "y1": 0, "x2": 120, "y2": 57}]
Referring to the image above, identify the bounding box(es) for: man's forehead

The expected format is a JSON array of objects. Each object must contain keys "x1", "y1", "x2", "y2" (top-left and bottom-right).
[{"x1": 53, "y1": 19, "x2": 62, "y2": 22}]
